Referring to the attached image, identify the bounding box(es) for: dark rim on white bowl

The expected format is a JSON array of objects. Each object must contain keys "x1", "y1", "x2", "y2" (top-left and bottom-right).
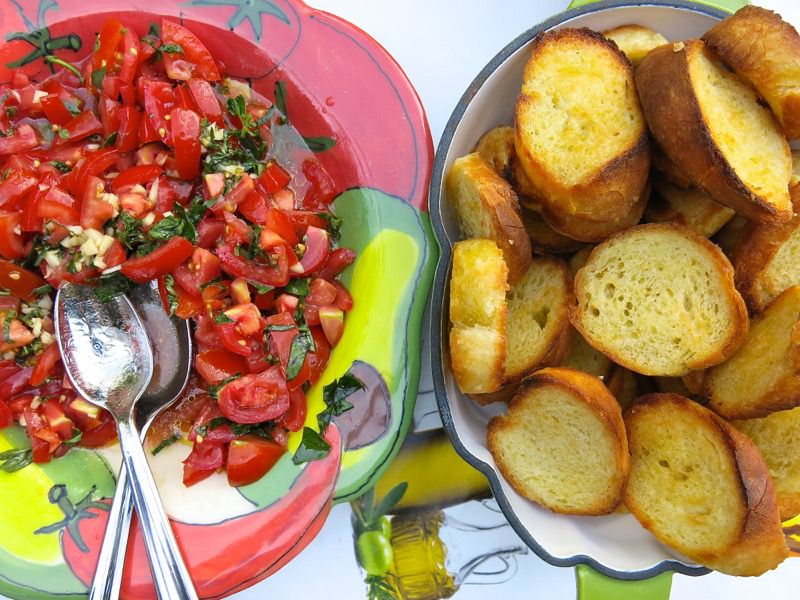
[{"x1": 429, "y1": 0, "x2": 731, "y2": 581}]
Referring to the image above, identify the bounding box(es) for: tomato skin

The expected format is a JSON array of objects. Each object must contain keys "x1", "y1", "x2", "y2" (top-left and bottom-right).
[
  {"x1": 116, "y1": 106, "x2": 141, "y2": 152},
  {"x1": 0, "y1": 260, "x2": 46, "y2": 301},
  {"x1": 0, "y1": 211, "x2": 26, "y2": 259},
  {"x1": 216, "y1": 243, "x2": 290, "y2": 288},
  {"x1": 40, "y1": 94, "x2": 75, "y2": 126},
  {"x1": 212, "y1": 174, "x2": 254, "y2": 213},
  {"x1": 58, "y1": 111, "x2": 103, "y2": 145},
  {"x1": 92, "y1": 18, "x2": 124, "y2": 80},
  {"x1": 183, "y1": 440, "x2": 225, "y2": 486},
  {"x1": 280, "y1": 388, "x2": 307, "y2": 432},
  {"x1": 171, "y1": 108, "x2": 201, "y2": 180},
  {"x1": 0, "y1": 366, "x2": 32, "y2": 402},
  {"x1": 0, "y1": 170, "x2": 37, "y2": 210},
  {"x1": 187, "y1": 78, "x2": 222, "y2": 124},
  {"x1": 196, "y1": 216, "x2": 225, "y2": 249},
  {"x1": 258, "y1": 162, "x2": 291, "y2": 194},
  {"x1": 0, "y1": 401, "x2": 12, "y2": 428},
  {"x1": 99, "y1": 96, "x2": 121, "y2": 136},
  {"x1": 0, "y1": 315, "x2": 33, "y2": 352},
  {"x1": 37, "y1": 186, "x2": 80, "y2": 226},
  {"x1": 80, "y1": 176, "x2": 115, "y2": 231},
  {"x1": 71, "y1": 148, "x2": 119, "y2": 197},
  {"x1": 195, "y1": 349, "x2": 248, "y2": 385},
  {"x1": 112, "y1": 164, "x2": 162, "y2": 192},
  {"x1": 120, "y1": 236, "x2": 194, "y2": 283},
  {"x1": 265, "y1": 208, "x2": 298, "y2": 245},
  {"x1": 217, "y1": 366, "x2": 290, "y2": 424},
  {"x1": 119, "y1": 29, "x2": 141, "y2": 84},
  {"x1": 161, "y1": 19, "x2": 221, "y2": 82},
  {"x1": 104, "y1": 239, "x2": 127, "y2": 268},
  {"x1": 237, "y1": 191, "x2": 268, "y2": 225},
  {"x1": 0, "y1": 124, "x2": 39, "y2": 156},
  {"x1": 226, "y1": 435, "x2": 286, "y2": 487},
  {"x1": 319, "y1": 247, "x2": 356, "y2": 280},
  {"x1": 29, "y1": 343, "x2": 61, "y2": 386},
  {"x1": 300, "y1": 158, "x2": 336, "y2": 211},
  {"x1": 172, "y1": 247, "x2": 221, "y2": 296},
  {"x1": 139, "y1": 79, "x2": 175, "y2": 145}
]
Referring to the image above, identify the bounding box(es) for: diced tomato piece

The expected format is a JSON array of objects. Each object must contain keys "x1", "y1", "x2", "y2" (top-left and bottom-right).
[
  {"x1": 319, "y1": 305, "x2": 344, "y2": 346},
  {"x1": 275, "y1": 294, "x2": 298, "y2": 316},
  {"x1": 195, "y1": 349, "x2": 248, "y2": 385},
  {"x1": 216, "y1": 243, "x2": 290, "y2": 288},
  {"x1": 0, "y1": 170, "x2": 37, "y2": 210},
  {"x1": 24, "y1": 407, "x2": 60, "y2": 463},
  {"x1": 280, "y1": 388, "x2": 307, "y2": 432},
  {"x1": 41, "y1": 94, "x2": 75, "y2": 126},
  {"x1": 171, "y1": 108, "x2": 201, "y2": 180},
  {"x1": 120, "y1": 236, "x2": 194, "y2": 283},
  {"x1": 211, "y1": 174, "x2": 254, "y2": 213},
  {"x1": 187, "y1": 78, "x2": 222, "y2": 124},
  {"x1": 0, "y1": 401, "x2": 12, "y2": 428},
  {"x1": 58, "y1": 111, "x2": 103, "y2": 145},
  {"x1": 0, "y1": 124, "x2": 39, "y2": 155},
  {"x1": 0, "y1": 260, "x2": 46, "y2": 301},
  {"x1": 226, "y1": 435, "x2": 285, "y2": 487},
  {"x1": 319, "y1": 247, "x2": 356, "y2": 280},
  {"x1": 71, "y1": 147, "x2": 119, "y2": 197},
  {"x1": 230, "y1": 278, "x2": 250, "y2": 305},
  {"x1": 80, "y1": 175, "x2": 115, "y2": 231},
  {"x1": 99, "y1": 96, "x2": 121, "y2": 136},
  {"x1": 265, "y1": 208, "x2": 298, "y2": 245},
  {"x1": 221, "y1": 212, "x2": 252, "y2": 245},
  {"x1": 0, "y1": 314, "x2": 33, "y2": 352},
  {"x1": 0, "y1": 211, "x2": 26, "y2": 259},
  {"x1": 217, "y1": 366, "x2": 289, "y2": 424},
  {"x1": 161, "y1": 19, "x2": 221, "y2": 82},
  {"x1": 237, "y1": 191, "x2": 268, "y2": 225},
  {"x1": 116, "y1": 106, "x2": 141, "y2": 152},
  {"x1": 204, "y1": 173, "x2": 225, "y2": 198},
  {"x1": 29, "y1": 343, "x2": 61, "y2": 386},
  {"x1": 40, "y1": 399, "x2": 74, "y2": 439},
  {"x1": 78, "y1": 410, "x2": 117, "y2": 448},
  {"x1": 183, "y1": 439, "x2": 225, "y2": 486},
  {"x1": 140, "y1": 79, "x2": 175, "y2": 145},
  {"x1": 0, "y1": 366, "x2": 32, "y2": 402},
  {"x1": 172, "y1": 247, "x2": 221, "y2": 296},
  {"x1": 119, "y1": 29, "x2": 141, "y2": 84},
  {"x1": 92, "y1": 18, "x2": 124, "y2": 80},
  {"x1": 196, "y1": 215, "x2": 225, "y2": 249},
  {"x1": 112, "y1": 164, "x2": 162, "y2": 192},
  {"x1": 37, "y1": 186, "x2": 80, "y2": 226},
  {"x1": 297, "y1": 226, "x2": 329, "y2": 274},
  {"x1": 258, "y1": 161, "x2": 291, "y2": 194},
  {"x1": 300, "y1": 158, "x2": 336, "y2": 211},
  {"x1": 214, "y1": 303, "x2": 265, "y2": 357},
  {"x1": 174, "y1": 282, "x2": 203, "y2": 319},
  {"x1": 304, "y1": 278, "x2": 338, "y2": 325}
]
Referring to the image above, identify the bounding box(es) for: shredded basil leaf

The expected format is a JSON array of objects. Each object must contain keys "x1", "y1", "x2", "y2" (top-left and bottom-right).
[
  {"x1": 285, "y1": 326, "x2": 315, "y2": 380},
  {"x1": 214, "y1": 311, "x2": 234, "y2": 324},
  {"x1": 163, "y1": 274, "x2": 178, "y2": 317},
  {"x1": 57, "y1": 128, "x2": 70, "y2": 140},
  {"x1": 49, "y1": 160, "x2": 71, "y2": 173},
  {"x1": 91, "y1": 65, "x2": 106, "y2": 89},
  {"x1": 303, "y1": 135, "x2": 336, "y2": 153},
  {"x1": 93, "y1": 272, "x2": 133, "y2": 303},
  {"x1": 160, "y1": 43, "x2": 184, "y2": 55},
  {"x1": 274, "y1": 80, "x2": 288, "y2": 122},
  {"x1": 291, "y1": 427, "x2": 331, "y2": 465},
  {"x1": 2, "y1": 309, "x2": 17, "y2": 343},
  {"x1": 103, "y1": 131, "x2": 118, "y2": 147},
  {"x1": 208, "y1": 373, "x2": 241, "y2": 399},
  {"x1": 249, "y1": 281, "x2": 273, "y2": 294},
  {"x1": 151, "y1": 434, "x2": 180, "y2": 455},
  {"x1": 283, "y1": 278, "x2": 309, "y2": 298}
]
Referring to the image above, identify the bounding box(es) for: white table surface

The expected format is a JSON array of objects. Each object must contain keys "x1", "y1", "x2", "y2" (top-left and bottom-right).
[{"x1": 233, "y1": 1, "x2": 800, "y2": 599}]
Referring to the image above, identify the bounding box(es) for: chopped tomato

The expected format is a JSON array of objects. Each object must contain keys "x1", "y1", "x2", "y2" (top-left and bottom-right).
[
  {"x1": 187, "y1": 78, "x2": 222, "y2": 124},
  {"x1": 24, "y1": 407, "x2": 60, "y2": 463},
  {"x1": 161, "y1": 19, "x2": 221, "y2": 82},
  {"x1": 171, "y1": 108, "x2": 201, "y2": 180},
  {"x1": 172, "y1": 247, "x2": 221, "y2": 296},
  {"x1": 29, "y1": 343, "x2": 61, "y2": 386},
  {"x1": 280, "y1": 388, "x2": 307, "y2": 432},
  {"x1": 216, "y1": 243, "x2": 290, "y2": 288},
  {"x1": 0, "y1": 212, "x2": 26, "y2": 259},
  {"x1": 116, "y1": 106, "x2": 141, "y2": 152},
  {"x1": 195, "y1": 349, "x2": 248, "y2": 385},
  {"x1": 92, "y1": 18, "x2": 125, "y2": 83},
  {"x1": 0, "y1": 124, "x2": 39, "y2": 155},
  {"x1": 301, "y1": 158, "x2": 336, "y2": 210},
  {"x1": 183, "y1": 439, "x2": 225, "y2": 486},
  {"x1": 319, "y1": 247, "x2": 356, "y2": 280},
  {"x1": 298, "y1": 226, "x2": 330, "y2": 274},
  {"x1": 120, "y1": 236, "x2": 194, "y2": 283},
  {"x1": 0, "y1": 260, "x2": 46, "y2": 301},
  {"x1": 319, "y1": 306, "x2": 344, "y2": 346},
  {"x1": 258, "y1": 161, "x2": 291, "y2": 194},
  {"x1": 211, "y1": 174, "x2": 254, "y2": 213},
  {"x1": 80, "y1": 175, "x2": 115, "y2": 230},
  {"x1": 226, "y1": 435, "x2": 285, "y2": 487},
  {"x1": 215, "y1": 303, "x2": 265, "y2": 356},
  {"x1": 0, "y1": 315, "x2": 34, "y2": 352},
  {"x1": 37, "y1": 187, "x2": 80, "y2": 226},
  {"x1": 0, "y1": 170, "x2": 38, "y2": 210},
  {"x1": 40, "y1": 400, "x2": 74, "y2": 439},
  {"x1": 217, "y1": 366, "x2": 289, "y2": 424},
  {"x1": 41, "y1": 94, "x2": 76, "y2": 126},
  {"x1": 237, "y1": 191, "x2": 268, "y2": 225},
  {"x1": 57, "y1": 111, "x2": 104, "y2": 145},
  {"x1": 112, "y1": 164, "x2": 162, "y2": 191}
]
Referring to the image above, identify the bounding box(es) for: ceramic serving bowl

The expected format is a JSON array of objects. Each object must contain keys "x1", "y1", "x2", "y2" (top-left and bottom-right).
[
  {"x1": 0, "y1": 1, "x2": 436, "y2": 598},
  {"x1": 430, "y1": 0, "x2": 761, "y2": 584}
]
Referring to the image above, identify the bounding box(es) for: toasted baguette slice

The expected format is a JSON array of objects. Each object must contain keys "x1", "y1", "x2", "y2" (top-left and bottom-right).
[
  {"x1": 539, "y1": 190, "x2": 647, "y2": 243},
  {"x1": 568, "y1": 246, "x2": 593, "y2": 277},
  {"x1": 713, "y1": 214, "x2": 748, "y2": 260},
  {"x1": 521, "y1": 207, "x2": 585, "y2": 254},
  {"x1": 604, "y1": 24, "x2": 668, "y2": 65},
  {"x1": 572, "y1": 223, "x2": 748, "y2": 376},
  {"x1": 706, "y1": 286, "x2": 800, "y2": 419},
  {"x1": 646, "y1": 176, "x2": 735, "y2": 238},
  {"x1": 703, "y1": 6, "x2": 800, "y2": 139},
  {"x1": 734, "y1": 211, "x2": 800, "y2": 313},
  {"x1": 735, "y1": 407, "x2": 800, "y2": 521},
  {"x1": 560, "y1": 329, "x2": 612, "y2": 379},
  {"x1": 624, "y1": 393, "x2": 788, "y2": 576},
  {"x1": 504, "y1": 256, "x2": 572, "y2": 381},
  {"x1": 515, "y1": 28, "x2": 650, "y2": 224},
  {"x1": 605, "y1": 365, "x2": 639, "y2": 411},
  {"x1": 449, "y1": 240, "x2": 508, "y2": 394},
  {"x1": 474, "y1": 126, "x2": 515, "y2": 180},
  {"x1": 446, "y1": 153, "x2": 532, "y2": 282},
  {"x1": 636, "y1": 40, "x2": 792, "y2": 224},
  {"x1": 488, "y1": 367, "x2": 628, "y2": 515},
  {"x1": 651, "y1": 144, "x2": 693, "y2": 189}
]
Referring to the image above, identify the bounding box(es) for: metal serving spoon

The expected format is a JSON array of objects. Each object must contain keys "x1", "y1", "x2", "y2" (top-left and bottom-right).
[
  {"x1": 55, "y1": 283, "x2": 197, "y2": 600},
  {"x1": 89, "y1": 281, "x2": 194, "y2": 600}
]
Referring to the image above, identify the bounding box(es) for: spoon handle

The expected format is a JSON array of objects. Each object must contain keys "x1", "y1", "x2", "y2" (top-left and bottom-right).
[
  {"x1": 116, "y1": 417, "x2": 198, "y2": 600},
  {"x1": 89, "y1": 464, "x2": 133, "y2": 600}
]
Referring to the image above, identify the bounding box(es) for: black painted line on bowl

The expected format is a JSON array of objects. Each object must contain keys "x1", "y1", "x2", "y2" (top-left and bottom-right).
[{"x1": 429, "y1": 0, "x2": 727, "y2": 581}]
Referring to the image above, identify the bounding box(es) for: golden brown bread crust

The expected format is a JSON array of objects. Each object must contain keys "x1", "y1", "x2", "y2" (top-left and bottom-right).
[
  {"x1": 570, "y1": 223, "x2": 749, "y2": 375},
  {"x1": 703, "y1": 6, "x2": 800, "y2": 139},
  {"x1": 645, "y1": 175, "x2": 734, "y2": 238},
  {"x1": 520, "y1": 207, "x2": 585, "y2": 254},
  {"x1": 515, "y1": 28, "x2": 650, "y2": 225},
  {"x1": 469, "y1": 382, "x2": 519, "y2": 406},
  {"x1": 539, "y1": 186, "x2": 647, "y2": 243},
  {"x1": 636, "y1": 40, "x2": 792, "y2": 224},
  {"x1": 733, "y1": 215, "x2": 800, "y2": 313},
  {"x1": 624, "y1": 393, "x2": 788, "y2": 576},
  {"x1": 445, "y1": 154, "x2": 533, "y2": 283},
  {"x1": 488, "y1": 367, "x2": 629, "y2": 515},
  {"x1": 651, "y1": 144, "x2": 693, "y2": 189}
]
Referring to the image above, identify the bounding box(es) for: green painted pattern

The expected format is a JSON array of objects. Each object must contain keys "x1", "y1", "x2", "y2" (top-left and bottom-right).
[
  {"x1": 576, "y1": 565, "x2": 673, "y2": 600},
  {"x1": 0, "y1": 427, "x2": 116, "y2": 599}
]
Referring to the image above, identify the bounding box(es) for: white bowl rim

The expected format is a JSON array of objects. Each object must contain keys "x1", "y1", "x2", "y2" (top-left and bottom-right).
[{"x1": 428, "y1": 0, "x2": 733, "y2": 581}]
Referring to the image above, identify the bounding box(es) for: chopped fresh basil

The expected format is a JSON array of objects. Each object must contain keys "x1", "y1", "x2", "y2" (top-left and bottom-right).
[
  {"x1": 160, "y1": 43, "x2": 184, "y2": 55},
  {"x1": 57, "y1": 128, "x2": 70, "y2": 140},
  {"x1": 151, "y1": 434, "x2": 180, "y2": 455},
  {"x1": 274, "y1": 80, "x2": 288, "y2": 122},
  {"x1": 249, "y1": 281, "x2": 273, "y2": 295},
  {"x1": 266, "y1": 323, "x2": 294, "y2": 332},
  {"x1": 291, "y1": 427, "x2": 331, "y2": 465},
  {"x1": 63, "y1": 428, "x2": 83, "y2": 447},
  {"x1": 91, "y1": 65, "x2": 106, "y2": 89},
  {"x1": 5, "y1": 106, "x2": 16, "y2": 117},
  {"x1": 93, "y1": 272, "x2": 133, "y2": 303},
  {"x1": 0, "y1": 448, "x2": 33, "y2": 472},
  {"x1": 283, "y1": 278, "x2": 309, "y2": 298},
  {"x1": 208, "y1": 373, "x2": 241, "y2": 399},
  {"x1": 0, "y1": 288, "x2": 9, "y2": 296},
  {"x1": 303, "y1": 135, "x2": 336, "y2": 153},
  {"x1": 316, "y1": 212, "x2": 342, "y2": 243},
  {"x1": 285, "y1": 325, "x2": 315, "y2": 380},
  {"x1": 103, "y1": 131, "x2": 118, "y2": 147},
  {"x1": 62, "y1": 98, "x2": 81, "y2": 117},
  {"x1": 49, "y1": 160, "x2": 71, "y2": 173},
  {"x1": 199, "y1": 277, "x2": 223, "y2": 292},
  {"x1": 214, "y1": 311, "x2": 234, "y2": 324},
  {"x1": 317, "y1": 373, "x2": 364, "y2": 433},
  {"x1": 163, "y1": 274, "x2": 178, "y2": 317},
  {"x1": 44, "y1": 56, "x2": 84, "y2": 82},
  {"x1": 2, "y1": 309, "x2": 17, "y2": 343},
  {"x1": 147, "y1": 215, "x2": 185, "y2": 241}
]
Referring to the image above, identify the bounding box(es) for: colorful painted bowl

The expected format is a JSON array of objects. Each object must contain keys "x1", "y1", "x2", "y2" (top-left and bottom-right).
[
  {"x1": 0, "y1": 1, "x2": 436, "y2": 598},
  {"x1": 429, "y1": 0, "x2": 795, "y2": 597}
]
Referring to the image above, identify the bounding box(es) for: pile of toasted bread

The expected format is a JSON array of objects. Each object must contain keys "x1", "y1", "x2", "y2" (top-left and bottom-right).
[{"x1": 445, "y1": 6, "x2": 800, "y2": 577}]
